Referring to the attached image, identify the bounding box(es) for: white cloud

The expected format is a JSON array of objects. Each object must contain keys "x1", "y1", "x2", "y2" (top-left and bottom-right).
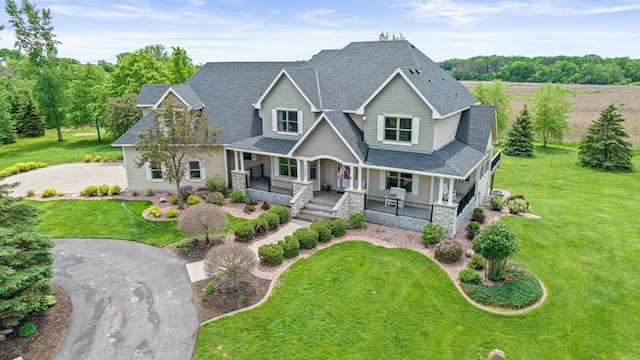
[{"x1": 298, "y1": 8, "x2": 360, "y2": 28}]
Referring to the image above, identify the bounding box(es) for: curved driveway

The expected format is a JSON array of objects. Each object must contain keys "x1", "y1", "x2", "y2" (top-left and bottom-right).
[{"x1": 52, "y1": 239, "x2": 198, "y2": 360}]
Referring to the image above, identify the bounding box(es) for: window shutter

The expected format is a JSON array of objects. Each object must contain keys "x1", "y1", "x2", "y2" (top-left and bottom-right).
[
  {"x1": 297, "y1": 111, "x2": 303, "y2": 134},
  {"x1": 377, "y1": 115, "x2": 384, "y2": 141},
  {"x1": 251, "y1": 153, "x2": 257, "y2": 161},
  {"x1": 272, "y1": 109, "x2": 278, "y2": 132},
  {"x1": 411, "y1": 117, "x2": 420, "y2": 144},
  {"x1": 200, "y1": 160, "x2": 206, "y2": 179},
  {"x1": 186, "y1": 160, "x2": 192, "y2": 180},
  {"x1": 379, "y1": 170, "x2": 386, "y2": 190},
  {"x1": 273, "y1": 157, "x2": 279, "y2": 176},
  {"x1": 412, "y1": 174, "x2": 420, "y2": 195},
  {"x1": 145, "y1": 162, "x2": 152, "y2": 180}
]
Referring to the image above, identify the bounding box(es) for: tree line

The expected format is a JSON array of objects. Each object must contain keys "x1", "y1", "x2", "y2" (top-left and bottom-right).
[{"x1": 439, "y1": 54, "x2": 640, "y2": 85}]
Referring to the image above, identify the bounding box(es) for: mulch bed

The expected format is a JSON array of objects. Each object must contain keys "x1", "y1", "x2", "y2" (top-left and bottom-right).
[
  {"x1": 0, "y1": 286, "x2": 72, "y2": 360},
  {"x1": 164, "y1": 235, "x2": 232, "y2": 263}
]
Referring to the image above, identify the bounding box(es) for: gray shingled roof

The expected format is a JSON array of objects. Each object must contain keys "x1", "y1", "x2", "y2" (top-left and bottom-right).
[
  {"x1": 323, "y1": 110, "x2": 368, "y2": 162},
  {"x1": 170, "y1": 85, "x2": 204, "y2": 109},
  {"x1": 225, "y1": 135, "x2": 297, "y2": 155},
  {"x1": 137, "y1": 84, "x2": 176, "y2": 106},
  {"x1": 303, "y1": 49, "x2": 339, "y2": 67},
  {"x1": 456, "y1": 105, "x2": 496, "y2": 153},
  {"x1": 112, "y1": 112, "x2": 155, "y2": 146},
  {"x1": 283, "y1": 67, "x2": 321, "y2": 109}
]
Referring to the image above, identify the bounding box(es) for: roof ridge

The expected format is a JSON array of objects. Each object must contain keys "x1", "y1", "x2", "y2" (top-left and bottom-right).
[{"x1": 315, "y1": 68, "x2": 323, "y2": 110}]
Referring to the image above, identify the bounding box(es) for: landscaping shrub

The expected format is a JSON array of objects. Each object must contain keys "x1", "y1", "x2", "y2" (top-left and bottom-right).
[
  {"x1": 145, "y1": 188, "x2": 154, "y2": 196},
  {"x1": 474, "y1": 221, "x2": 519, "y2": 281},
  {"x1": 147, "y1": 205, "x2": 161, "y2": 218},
  {"x1": 205, "y1": 191, "x2": 225, "y2": 206},
  {"x1": 187, "y1": 195, "x2": 202, "y2": 206},
  {"x1": 471, "y1": 207, "x2": 486, "y2": 223},
  {"x1": 469, "y1": 253, "x2": 485, "y2": 270},
  {"x1": 279, "y1": 236, "x2": 300, "y2": 259},
  {"x1": 171, "y1": 195, "x2": 178, "y2": 205},
  {"x1": 261, "y1": 201, "x2": 271, "y2": 210},
  {"x1": 466, "y1": 221, "x2": 481, "y2": 240},
  {"x1": 0, "y1": 166, "x2": 19, "y2": 176},
  {"x1": 205, "y1": 176, "x2": 228, "y2": 196},
  {"x1": 19, "y1": 322, "x2": 37, "y2": 337},
  {"x1": 324, "y1": 217, "x2": 347, "y2": 238},
  {"x1": 230, "y1": 190, "x2": 247, "y2": 203},
  {"x1": 259, "y1": 212, "x2": 280, "y2": 230},
  {"x1": 422, "y1": 223, "x2": 448, "y2": 246},
  {"x1": 489, "y1": 195, "x2": 506, "y2": 211},
  {"x1": 0, "y1": 162, "x2": 47, "y2": 176},
  {"x1": 57, "y1": 192, "x2": 65, "y2": 196},
  {"x1": 102, "y1": 156, "x2": 109, "y2": 162},
  {"x1": 98, "y1": 184, "x2": 110, "y2": 196},
  {"x1": 244, "y1": 204, "x2": 255, "y2": 214},
  {"x1": 234, "y1": 222, "x2": 255, "y2": 242},
  {"x1": 508, "y1": 198, "x2": 528, "y2": 214},
  {"x1": 349, "y1": 212, "x2": 364, "y2": 228},
  {"x1": 293, "y1": 227, "x2": 319, "y2": 249},
  {"x1": 26, "y1": 189, "x2": 35, "y2": 197},
  {"x1": 166, "y1": 209, "x2": 180, "y2": 218},
  {"x1": 180, "y1": 185, "x2": 194, "y2": 201},
  {"x1": 252, "y1": 217, "x2": 270, "y2": 235},
  {"x1": 459, "y1": 268, "x2": 482, "y2": 284},
  {"x1": 258, "y1": 243, "x2": 284, "y2": 266},
  {"x1": 434, "y1": 240, "x2": 463, "y2": 264},
  {"x1": 93, "y1": 155, "x2": 102, "y2": 162},
  {"x1": 83, "y1": 155, "x2": 93, "y2": 162},
  {"x1": 41, "y1": 188, "x2": 58, "y2": 198},
  {"x1": 80, "y1": 185, "x2": 98, "y2": 196},
  {"x1": 269, "y1": 206, "x2": 290, "y2": 224},
  {"x1": 247, "y1": 199, "x2": 259, "y2": 206},
  {"x1": 109, "y1": 185, "x2": 122, "y2": 195},
  {"x1": 310, "y1": 222, "x2": 332, "y2": 243},
  {"x1": 203, "y1": 281, "x2": 215, "y2": 294}
]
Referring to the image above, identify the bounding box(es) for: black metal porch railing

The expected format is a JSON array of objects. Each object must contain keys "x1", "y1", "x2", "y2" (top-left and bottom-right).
[
  {"x1": 246, "y1": 164, "x2": 293, "y2": 196},
  {"x1": 491, "y1": 151, "x2": 501, "y2": 171},
  {"x1": 456, "y1": 183, "x2": 476, "y2": 216},
  {"x1": 364, "y1": 194, "x2": 433, "y2": 221}
]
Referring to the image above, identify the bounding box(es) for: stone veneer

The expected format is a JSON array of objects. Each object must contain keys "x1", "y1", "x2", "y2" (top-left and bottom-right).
[
  {"x1": 432, "y1": 203, "x2": 458, "y2": 238},
  {"x1": 346, "y1": 189, "x2": 365, "y2": 215},
  {"x1": 230, "y1": 170, "x2": 249, "y2": 194},
  {"x1": 290, "y1": 180, "x2": 314, "y2": 217}
]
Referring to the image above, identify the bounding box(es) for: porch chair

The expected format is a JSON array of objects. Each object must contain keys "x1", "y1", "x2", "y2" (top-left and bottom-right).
[
  {"x1": 442, "y1": 183, "x2": 457, "y2": 202},
  {"x1": 385, "y1": 186, "x2": 406, "y2": 209}
]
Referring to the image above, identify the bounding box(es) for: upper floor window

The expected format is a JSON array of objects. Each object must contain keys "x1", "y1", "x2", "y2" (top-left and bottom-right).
[
  {"x1": 385, "y1": 117, "x2": 412, "y2": 142},
  {"x1": 277, "y1": 110, "x2": 298, "y2": 133}
]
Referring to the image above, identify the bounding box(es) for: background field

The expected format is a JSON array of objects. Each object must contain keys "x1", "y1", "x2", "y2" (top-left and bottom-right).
[{"x1": 462, "y1": 81, "x2": 640, "y2": 147}]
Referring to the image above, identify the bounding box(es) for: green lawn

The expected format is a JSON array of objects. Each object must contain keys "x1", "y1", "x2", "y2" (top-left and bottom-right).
[
  {"x1": 194, "y1": 145, "x2": 640, "y2": 359},
  {"x1": 0, "y1": 128, "x2": 121, "y2": 169}
]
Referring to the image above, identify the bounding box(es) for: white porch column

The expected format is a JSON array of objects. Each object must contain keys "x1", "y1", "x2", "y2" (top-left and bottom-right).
[
  {"x1": 233, "y1": 151, "x2": 239, "y2": 171},
  {"x1": 448, "y1": 178, "x2": 455, "y2": 206},
  {"x1": 357, "y1": 166, "x2": 363, "y2": 191},
  {"x1": 303, "y1": 159, "x2": 309, "y2": 182},
  {"x1": 240, "y1": 152, "x2": 245, "y2": 172},
  {"x1": 296, "y1": 159, "x2": 302, "y2": 181},
  {"x1": 349, "y1": 165, "x2": 355, "y2": 189},
  {"x1": 438, "y1": 177, "x2": 444, "y2": 204}
]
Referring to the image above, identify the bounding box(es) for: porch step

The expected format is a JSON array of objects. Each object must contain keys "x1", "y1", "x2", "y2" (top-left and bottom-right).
[
  {"x1": 307, "y1": 197, "x2": 338, "y2": 207},
  {"x1": 303, "y1": 202, "x2": 334, "y2": 212},
  {"x1": 296, "y1": 206, "x2": 334, "y2": 223}
]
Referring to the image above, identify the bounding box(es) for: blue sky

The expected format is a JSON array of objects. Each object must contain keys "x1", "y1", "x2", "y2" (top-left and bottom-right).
[{"x1": 1, "y1": 0, "x2": 639, "y2": 64}]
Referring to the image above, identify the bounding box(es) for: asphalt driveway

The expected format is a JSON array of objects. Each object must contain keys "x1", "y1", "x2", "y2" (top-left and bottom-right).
[{"x1": 52, "y1": 239, "x2": 198, "y2": 360}]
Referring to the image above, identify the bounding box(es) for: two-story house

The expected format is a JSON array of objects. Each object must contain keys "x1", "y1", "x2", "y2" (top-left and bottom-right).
[{"x1": 113, "y1": 41, "x2": 500, "y2": 235}]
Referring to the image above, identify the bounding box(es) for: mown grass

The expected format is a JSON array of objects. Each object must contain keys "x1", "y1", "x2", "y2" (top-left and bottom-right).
[
  {"x1": 194, "y1": 145, "x2": 640, "y2": 359},
  {"x1": 0, "y1": 129, "x2": 120, "y2": 169}
]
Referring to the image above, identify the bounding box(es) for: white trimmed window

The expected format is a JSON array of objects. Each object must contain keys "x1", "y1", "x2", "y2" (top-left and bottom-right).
[
  {"x1": 377, "y1": 115, "x2": 420, "y2": 144},
  {"x1": 386, "y1": 171, "x2": 412, "y2": 191},
  {"x1": 309, "y1": 160, "x2": 317, "y2": 180},
  {"x1": 278, "y1": 110, "x2": 298, "y2": 133},
  {"x1": 146, "y1": 161, "x2": 163, "y2": 181},
  {"x1": 189, "y1": 160, "x2": 202, "y2": 180},
  {"x1": 279, "y1": 158, "x2": 297, "y2": 177}
]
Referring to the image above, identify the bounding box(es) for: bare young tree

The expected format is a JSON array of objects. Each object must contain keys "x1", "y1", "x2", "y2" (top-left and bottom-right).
[
  {"x1": 177, "y1": 203, "x2": 228, "y2": 244},
  {"x1": 204, "y1": 243, "x2": 256, "y2": 291}
]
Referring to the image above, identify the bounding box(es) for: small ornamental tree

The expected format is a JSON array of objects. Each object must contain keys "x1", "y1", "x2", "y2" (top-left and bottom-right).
[
  {"x1": 532, "y1": 83, "x2": 573, "y2": 147},
  {"x1": 504, "y1": 105, "x2": 534, "y2": 157},
  {"x1": 178, "y1": 203, "x2": 228, "y2": 244},
  {"x1": 204, "y1": 243, "x2": 256, "y2": 291},
  {"x1": 473, "y1": 221, "x2": 519, "y2": 281},
  {"x1": 578, "y1": 103, "x2": 634, "y2": 172},
  {"x1": 0, "y1": 181, "x2": 55, "y2": 326}
]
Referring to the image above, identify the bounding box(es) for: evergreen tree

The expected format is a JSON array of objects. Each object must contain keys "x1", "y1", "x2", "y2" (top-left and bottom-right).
[
  {"x1": 0, "y1": 181, "x2": 55, "y2": 326},
  {"x1": 17, "y1": 95, "x2": 45, "y2": 136},
  {"x1": 0, "y1": 85, "x2": 16, "y2": 144},
  {"x1": 578, "y1": 103, "x2": 634, "y2": 171},
  {"x1": 504, "y1": 105, "x2": 534, "y2": 156}
]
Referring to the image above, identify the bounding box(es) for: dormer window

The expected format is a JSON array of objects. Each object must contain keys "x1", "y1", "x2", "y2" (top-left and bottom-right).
[
  {"x1": 384, "y1": 117, "x2": 412, "y2": 142},
  {"x1": 277, "y1": 110, "x2": 298, "y2": 133}
]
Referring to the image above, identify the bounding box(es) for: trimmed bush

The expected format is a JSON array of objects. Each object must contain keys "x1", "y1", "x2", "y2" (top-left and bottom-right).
[
  {"x1": 26, "y1": 189, "x2": 35, "y2": 197},
  {"x1": 422, "y1": 223, "x2": 448, "y2": 246},
  {"x1": 171, "y1": 195, "x2": 178, "y2": 205},
  {"x1": 93, "y1": 155, "x2": 102, "y2": 162},
  {"x1": 349, "y1": 213, "x2": 364, "y2": 228},
  {"x1": 269, "y1": 206, "x2": 290, "y2": 224},
  {"x1": 466, "y1": 221, "x2": 481, "y2": 240},
  {"x1": 489, "y1": 195, "x2": 506, "y2": 211},
  {"x1": 205, "y1": 176, "x2": 228, "y2": 196},
  {"x1": 508, "y1": 198, "x2": 528, "y2": 214},
  {"x1": 205, "y1": 191, "x2": 225, "y2": 206},
  {"x1": 83, "y1": 155, "x2": 93, "y2": 162},
  {"x1": 145, "y1": 188, "x2": 154, "y2": 196},
  {"x1": 234, "y1": 222, "x2": 255, "y2": 242},
  {"x1": 261, "y1": 201, "x2": 271, "y2": 211},
  {"x1": 230, "y1": 190, "x2": 247, "y2": 203},
  {"x1": 434, "y1": 240, "x2": 463, "y2": 264},
  {"x1": 471, "y1": 207, "x2": 486, "y2": 223},
  {"x1": 98, "y1": 184, "x2": 110, "y2": 196},
  {"x1": 109, "y1": 185, "x2": 122, "y2": 195},
  {"x1": 0, "y1": 166, "x2": 19, "y2": 176},
  {"x1": 293, "y1": 227, "x2": 319, "y2": 249},
  {"x1": 187, "y1": 195, "x2": 202, "y2": 206},
  {"x1": 80, "y1": 185, "x2": 98, "y2": 196},
  {"x1": 166, "y1": 209, "x2": 180, "y2": 218},
  {"x1": 180, "y1": 185, "x2": 194, "y2": 201},
  {"x1": 279, "y1": 236, "x2": 300, "y2": 259},
  {"x1": 459, "y1": 268, "x2": 482, "y2": 284},
  {"x1": 259, "y1": 212, "x2": 280, "y2": 230},
  {"x1": 258, "y1": 243, "x2": 284, "y2": 266},
  {"x1": 0, "y1": 162, "x2": 48, "y2": 176},
  {"x1": 252, "y1": 217, "x2": 270, "y2": 235},
  {"x1": 19, "y1": 322, "x2": 37, "y2": 337},
  {"x1": 147, "y1": 205, "x2": 161, "y2": 218},
  {"x1": 41, "y1": 188, "x2": 58, "y2": 198},
  {"x1": 324, "y1": 217, "x2": 347, "y2": 238},
  {"x1": 310, "y1": 222, "x2": 332, "y2": 243},
  {"x1": 469, "y1": 253, "x2": 485, "y2": 270}
]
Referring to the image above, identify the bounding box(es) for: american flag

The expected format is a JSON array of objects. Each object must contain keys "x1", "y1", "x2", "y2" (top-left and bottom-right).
[{"x1": 337, "y1": 166, "x2": 346, "y2": 179}]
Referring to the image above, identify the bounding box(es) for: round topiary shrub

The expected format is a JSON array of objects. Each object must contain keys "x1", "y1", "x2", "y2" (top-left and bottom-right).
[
  {"x1": 471, "y1": 207, "x2": 486, "y2": 223},
  {"x1": 489, "y1": 195, "x2": 506, "y2": 211},
  {"x1": 147, "y1": 205, "x2": 161, "y2": 218},
  {"x1": 234, "y1": 222, "x2": 255, "y2": 242},
  {"x1": 205, "y1": 191, "x2": 225, "y2": 206},
  {"x1": 258, "y1": 243, "x2": 284, "y2": 266},
  {"x1": 434, "y1": 240, "x2": 463, "y2": 264},
  {"x1": 324, "y1": 217, "x2": 347, "y2": 238},
  {"x1": 252, "y1": 217, "x2": 270, "y2": 235},
  {"x1": 109, "y1": 185, "x2": 122, "y2": 195},
  {"x1": 80, "y1": 185, "x2": 98, "y2": 197},
  {"x1": 98, "y1": 184, "x2": 110, "y2": 196},
  {"x1": 348, "y1": 213, "x2": 364, "y2": 228},
  {"x1": 187, "y1": 195, "x2": 202, "y2": 206},
  {"x1": 293, "y1": 227, "x2": 319, "y2": 249},
  {"x1": 166, "y1": 209, "x2": 180, "y2": 218},
  {"x1": 459, "y1": 268, "x2": 482, "y2": 284},
  {"x1": 279, "y1": 236, "x2": 300, "y2": 259},
  {"x1": 230, "y1": 190, "x2": 247, "y2": 203},
  {"x1": 269, "y1": 206, "x2": 290, "y2": 224},
  {"x1": 466, "y1": 221, "x2": 481, "y2": 240},
  {"x1": 19, "y1": 322, "x2": 37, "y2": 337},
  {"x1": 508, "y1": 198, "x2": 528, "y2": 214},
  {"x1": 310, "y1": 222, "x2": 332, "y2": 243},
  {"x1": 469, "y1": 253, "x2": 485, "y2": 270}
]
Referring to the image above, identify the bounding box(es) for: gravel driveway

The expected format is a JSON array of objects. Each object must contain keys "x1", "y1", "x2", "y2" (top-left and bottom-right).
[{"x1": 52, "y1": 239, "x2": 198, "y2": 360}]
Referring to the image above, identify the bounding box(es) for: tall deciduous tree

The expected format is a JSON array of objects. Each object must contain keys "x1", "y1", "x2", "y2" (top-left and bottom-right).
[
  {"x1": 168, "y1": 46, "x2": 196, "y2": 84},
  {"x1": 111, "y1": 50, "x2": 170, "y2": 96},
  {"x1": 472, "y1": 80, "x2": 512, "y2": 132},
  {"x1": 134, "y1": 98, "x2": 222, "y2": 207},
  {"x1": 532, "y1": 82, "x2": 573, "y2": 147},
  {"x1": 578, "y1": 103, "x2": 634, "y2": 171},
  {"x1": 504, "y1": 105, "x2": 534, "y2": 156},
  {"x1": 67, "y1": 64, "x2": 109, "y2": 140},
  {"x1": 103, "y1": 93, "x2": 142, "y2": 141},
  {"x1": 0, "y1": 181, "x2": 55, "y2": 326}
]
